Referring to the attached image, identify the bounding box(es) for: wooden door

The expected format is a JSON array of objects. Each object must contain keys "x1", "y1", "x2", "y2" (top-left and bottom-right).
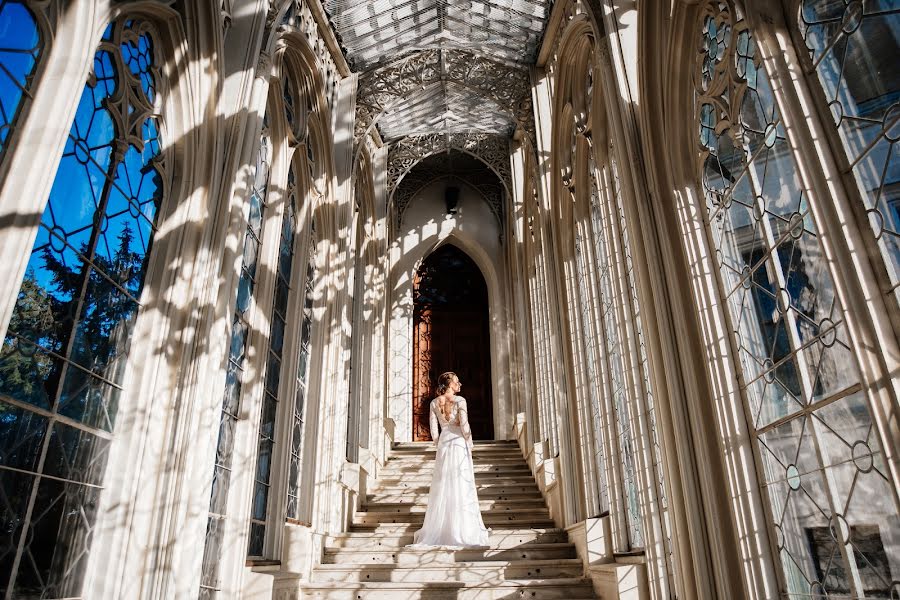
[{"x1": 412, "y1": 245, "x2": 493, "y2": 441}]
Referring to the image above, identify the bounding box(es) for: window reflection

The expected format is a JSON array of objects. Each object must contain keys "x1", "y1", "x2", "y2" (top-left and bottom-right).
[
  {"x1": 0, "y1": 17, "x2": 163, "y2": 598},
  {"x1": 0, "y1": 1, "x2": 43, "y2": 163},
  {"x1": 800, "y1": 1, "x2": 900, "y2": 303},
  {"x1": 696, "y1": 4, "x2": 899, "y2": 595}
]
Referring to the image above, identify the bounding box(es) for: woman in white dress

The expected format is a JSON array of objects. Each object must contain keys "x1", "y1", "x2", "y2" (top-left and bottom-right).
[{"x1": 410, "y1": 371, "x2": 490, "y2": 548}]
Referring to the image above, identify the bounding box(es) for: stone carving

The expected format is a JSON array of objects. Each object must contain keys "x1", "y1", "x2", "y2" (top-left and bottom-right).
[
  {"x1": 387, "y1": 133, "x2": 511, "y2": 200},
  {"x1": 390, "y1": 139, "x2": 509, "y2": 230},
  {"x1": 267, "y1": 0, "x2": 342, "y2": 111},
  {"x1": 355, "y1": 49, "x2": 535, "y2": 144}
]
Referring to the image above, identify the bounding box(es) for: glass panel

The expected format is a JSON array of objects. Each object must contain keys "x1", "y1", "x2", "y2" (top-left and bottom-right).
[
  {"x1": 202, "y1": 121, "x2": 272, "y2": 589},
  {"x1": 286, "y1": 224, "x2": 316, "y2": 521},
  {"x1": 800, "y1": 1, "x2": 900, "y2": 303},
  {"x1": 0, "y1": 1, "x2": 43, "y2": 162},
  {"x1": 696, "y1": 6, "x2": 898, "y2": 596},
  {"x1": 1, "y1": 17, "x2": 162, "y2": 598},
  {"x1": 247, "y1": 169, "x2": 299, "y2": 556}
]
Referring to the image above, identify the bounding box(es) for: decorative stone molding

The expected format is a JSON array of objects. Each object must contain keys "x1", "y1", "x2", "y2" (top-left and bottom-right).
[
  {"x1": 266, "y1": 0, "x2": 347, "y2": 109},
  {"x1": 355, "y1": 49, "x2": 535, "y2": 144},
  {"x1": 386, "y1": 133, "x2": 511, "y2": 198}
]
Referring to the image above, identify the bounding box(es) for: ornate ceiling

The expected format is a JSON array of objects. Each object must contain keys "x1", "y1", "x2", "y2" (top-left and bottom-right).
[
  {"x1": 323, "y1": 0, "x2": 551, "y2": 72},
  {"x1": 323, "y1": 0, "x2": 552, "y2": 223}
]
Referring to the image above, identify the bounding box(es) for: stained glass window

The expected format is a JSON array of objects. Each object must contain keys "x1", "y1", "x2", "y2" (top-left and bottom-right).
[
  {"x1": 0, "y1": 17, "x2": 163, "y2": 598},
  {"x1": 799, "y1": 1, "x2": 900, "y2": 304},
  {"x1": 696, "y1": 3, "x2": 899, "y2": 595},
  {"x1": 199, "y1": 128, "x2": 271, "y2": 597},
  {"x1": 285, "y1": 218, "x2": 316, "y2": 522},
  {"x1": 248, "y1": 164, "x2": 298, "y2": 557},
  {"x1": 0, "y1": 0, "x2": 43, "y2": 163}
]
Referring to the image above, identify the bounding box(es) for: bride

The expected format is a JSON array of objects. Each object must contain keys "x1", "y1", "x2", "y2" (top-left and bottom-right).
[{"x1": 409, "y1": 371, "x2": 490, "y2": 548}]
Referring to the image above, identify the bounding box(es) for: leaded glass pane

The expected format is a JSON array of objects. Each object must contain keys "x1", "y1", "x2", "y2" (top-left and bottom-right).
[
  {"x1": 799, "y1": 1, "x2": 900, "y2": 304},
  {"x1": 0, "y1": 17, "x2": 162, "y2": 598},
  {"x1": 247, "y1": 165, "x2": 299, "y2": 556},
  {"x1": 587, "y1": 159, "x2": 644, "y2": 549},
  {"x1": 286, "y1": 217, "x2": 317, "y2": 522},
  {"x1": 695, "y1": 4, "x2": 899, "y2": 595},
  {"x1": 201, "y1": 123, "x2": 271, "y2": 592},
  {"x1": 0, "y1": 1, "x2": 43, "y2": 163}
]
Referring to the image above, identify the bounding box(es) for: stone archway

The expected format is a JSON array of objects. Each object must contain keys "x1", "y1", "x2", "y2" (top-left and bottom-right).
[{"x1": 412, "y1": 244, "x2": 494, "y2": 441}]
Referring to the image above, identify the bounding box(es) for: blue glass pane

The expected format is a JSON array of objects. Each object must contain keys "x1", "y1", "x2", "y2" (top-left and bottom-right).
[
  {"x1": 236, "y1": 270, "x2": 253, "y2": 314},
  {"x1": 121, "y1": 32, "x2": 156, "y2": 102},
  {"x1": 0, "y1": 1, "x2": 41, "y2": 159},
  {"x1": 241, "y1": 232, "x2": 259, "y2": 279},
  {"x1": 228, "y1": 316, "x2": 248, "y2": 367},
  {"x1": 215, "y1": 414, "x2": 236, "y2": 469},
  {"x1": 68, "y1": 267, "x2": 139, "y2": 376},
  {"x1": 248, "y1": 193, "x2": 263, "y2": 236},
  {"x1": 222, "y1": 362, "x2": 241, "y2": 416}
]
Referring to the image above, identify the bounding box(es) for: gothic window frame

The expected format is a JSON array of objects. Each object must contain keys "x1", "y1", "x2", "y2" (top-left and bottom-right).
[
  {"x1": 199, "y1": 106, "x2": 274, "y2": 596},
  {"x1": 548, "y1": 18, "x2": 676, "y2": 597},
  {"x1": 785, "y1": 0, "x2": 900, "y2": 313},
  {"x1": 245, "y1": 52, "x2": 325, "y2": 561},
  {"x1": 0, "y1": 9, "x2": 180, "y2": 599},
  {"x1": 690, "y1": 1, "x2": 900, "y2": 596},
  {"x1": 0, "y1": 0, "x2": 51, "y2": 177}
]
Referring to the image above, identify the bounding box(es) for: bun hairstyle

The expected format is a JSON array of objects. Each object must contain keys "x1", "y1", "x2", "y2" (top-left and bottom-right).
[{"x1": 436, "y1": 371, "x2": 457, "y2": 395}]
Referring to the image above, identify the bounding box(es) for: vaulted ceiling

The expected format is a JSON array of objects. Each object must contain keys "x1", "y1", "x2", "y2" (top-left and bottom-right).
[{"x1": 324, "y1": 0, "x2": 552, "y2": 214}]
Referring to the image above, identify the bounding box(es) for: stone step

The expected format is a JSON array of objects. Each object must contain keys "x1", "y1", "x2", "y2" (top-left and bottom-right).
[
  {"x1": 325, "y1": 528, "x2": 568, "y2": 549},
  {"x1": 311, "y1": 559, "x2": 585, "y2": 583},
  {"x1": 393, "y1": 441, "x2": 519, "y2": 449},
  {"x1": 322, "y1": 543, "x2": 578, "y2": 564},
  {"x1": 387, "y1": 453, "x2": 525, "y2": 462},
  {"x1": 369, "y1": 480, "x2": 541, "y2": 498},
  {"x1": 354, "y1": 509, "x2": 550, "y2": 525},
  {"x1": 350, "y1": 520, "x2": 556, "y2": 534},
  {"x1": 380, "y1": 463, "x2": 531, "y2": 475},
  {"x1": 367, "y1": 488, "x2": 542, "y2": 503},
  {"x1": 374, "y1": 474, "x2": 538, "y2": 488},
  {"x1": 362, "y1": 498, "x2": 548, "y2": 513},
  {"x1": 301, "y1": 579, "x2": 596, "y2": 600}
]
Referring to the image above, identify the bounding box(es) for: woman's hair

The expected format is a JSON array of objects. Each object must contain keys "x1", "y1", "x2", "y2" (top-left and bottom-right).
[
  {"x1": 435, "y1": 371, "x2": 457, "y2": 422},
  {"x1": 435, "y1": 371, "x2": 456, "y2": 395}
]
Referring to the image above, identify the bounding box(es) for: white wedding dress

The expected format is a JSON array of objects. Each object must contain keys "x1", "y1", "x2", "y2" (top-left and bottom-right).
[{"x1": 409, "y1": 396, "x2": 490, "y2": 548}]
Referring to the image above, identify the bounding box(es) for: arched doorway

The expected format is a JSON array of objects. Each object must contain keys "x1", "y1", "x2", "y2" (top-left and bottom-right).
[{"x1": 412, "y1": 244, "x2": 494, "y2": 441}]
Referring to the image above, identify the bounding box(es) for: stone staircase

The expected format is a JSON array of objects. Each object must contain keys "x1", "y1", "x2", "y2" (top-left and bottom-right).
[{"x1": 303, "y1": 440, "x2": 598, "y2": 599}]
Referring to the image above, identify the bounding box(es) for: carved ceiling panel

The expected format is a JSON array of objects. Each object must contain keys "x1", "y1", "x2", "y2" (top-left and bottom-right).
[
  {"x1": 393, "y1": 149, "x2": 506, "y2": 230},
  {"x1": 387, "y1": 133, "x2": 511, "y2": 200},
  {"x1": 379, "y1": 82, "x2": 515, "y2": 140},
  {"x1": 353, "y1": 49, "x2": 535, "y2": 143}
]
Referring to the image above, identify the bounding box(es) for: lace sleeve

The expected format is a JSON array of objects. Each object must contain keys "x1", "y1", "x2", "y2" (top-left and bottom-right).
[
  {"x1": 429, "y1": 400, "x2": 439, "y2": 443},
  {"x1": 458, "y1": 398, "x2": 474, "y2": 451}
]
